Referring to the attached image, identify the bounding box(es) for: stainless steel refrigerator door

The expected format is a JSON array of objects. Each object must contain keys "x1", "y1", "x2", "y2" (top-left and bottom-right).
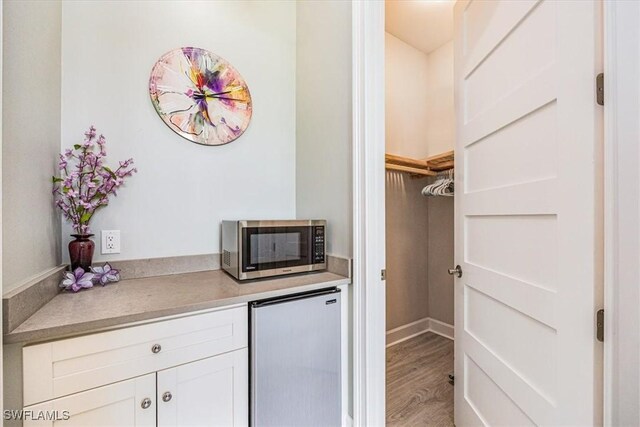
[{"x1": 251, "y1": 290, "x2": 341, "y2": 427}]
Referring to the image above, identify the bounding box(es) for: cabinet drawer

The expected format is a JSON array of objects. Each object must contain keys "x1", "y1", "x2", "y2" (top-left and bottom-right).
[{"x1": 23, "y1": 305, "x2": 247, "y2": 406}]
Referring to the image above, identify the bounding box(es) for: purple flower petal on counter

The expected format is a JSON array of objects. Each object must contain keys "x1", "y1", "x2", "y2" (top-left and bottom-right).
[
  {"x1": 60, "y1": 271, "x2": 76, "y2": 289},
  {"x1": 101, "y1": 269, "x2": 120, "y2": 285},
  {"x1": 76, "y1": 270, "x2": 95, "y2": 288},
  {"x1": 90, "y1": 263, "x2": 121, "y2": 286},
  {"x1": 59, "y1": 267, "x2": 95, "y2": 292}
]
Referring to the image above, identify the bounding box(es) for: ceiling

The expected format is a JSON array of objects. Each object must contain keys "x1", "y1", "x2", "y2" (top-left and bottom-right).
[{"x1": 385, "y1": 0, "x2": 455, "y2": 55}]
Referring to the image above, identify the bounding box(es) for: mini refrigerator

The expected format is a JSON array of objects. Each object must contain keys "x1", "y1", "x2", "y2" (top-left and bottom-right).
[{"x1": 250, "y1": 287, "x2": 341, "y2": 426}]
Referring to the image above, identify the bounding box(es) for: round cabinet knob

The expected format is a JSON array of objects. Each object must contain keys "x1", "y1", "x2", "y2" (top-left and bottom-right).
[
  {"x1": 141, "y1": 398, "x2": 152, "y2": 409},
  {"x1": 162, "y1": 391, "x2": 173, "y2": 402},
  {"x1": 151, "y1": 344, "x2": 162, "y2": 354}
]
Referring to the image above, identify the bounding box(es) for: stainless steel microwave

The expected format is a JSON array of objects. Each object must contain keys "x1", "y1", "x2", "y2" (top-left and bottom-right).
[{"x1": 221, "y1": 220, "x2": 327, "y2": 280}]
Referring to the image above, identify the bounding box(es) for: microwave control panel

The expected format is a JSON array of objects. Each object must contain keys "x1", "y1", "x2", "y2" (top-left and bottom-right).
[{"x1": 313, "y1": 226, "x2": 325, "y2": 263}]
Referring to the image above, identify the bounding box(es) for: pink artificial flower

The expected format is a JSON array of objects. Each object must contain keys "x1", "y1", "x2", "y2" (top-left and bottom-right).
[
  {"x1": 52, "y1": 126, "x2": 137, "y2": 234},
  {"x1": 84, "y1": 125, "x2": 96, "y2": 139}
]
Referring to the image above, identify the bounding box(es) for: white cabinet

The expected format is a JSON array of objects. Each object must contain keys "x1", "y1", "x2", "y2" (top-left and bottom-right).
[
  {"x1": 157, "y1": 349, "x2": 248, "y2": 427},
  {"x1": 21, "y1": 306, "x2": 249, "y2": 427},
  {"x1": 23, "y1": 374, "x2": 156, "y2": 427},
  {"x1": 22, "y1": 350, "x2": 248, "y2": 427},
  {"x1": 23, "y1": 306, "x2": 247, "y2": 406}
]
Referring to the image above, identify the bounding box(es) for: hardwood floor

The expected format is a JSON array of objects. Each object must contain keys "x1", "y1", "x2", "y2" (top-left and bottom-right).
[{"x1": 386, "y1": 332, "x2": 454, "y2": 426}]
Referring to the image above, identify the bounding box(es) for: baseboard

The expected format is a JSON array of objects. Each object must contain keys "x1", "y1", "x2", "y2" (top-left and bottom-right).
[
  {"x1": 428, "y1": 318, "x2": 455, "y2": 340},
  {"x1": 386, "y1": 317, "x2": 454, "y2": 347},
  {"x1": 386, "y1": 317, "x2": 431, "y2": 347}
]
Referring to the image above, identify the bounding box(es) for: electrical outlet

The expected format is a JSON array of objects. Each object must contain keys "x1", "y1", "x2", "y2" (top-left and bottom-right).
[{"x1": 101, "y1": 230, "x2": 121, "y2": 254}]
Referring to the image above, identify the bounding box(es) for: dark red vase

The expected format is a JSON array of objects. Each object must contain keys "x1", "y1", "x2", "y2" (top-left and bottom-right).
[{"x1": 69, "y1": 234, "x2": 95, "y2": 272}]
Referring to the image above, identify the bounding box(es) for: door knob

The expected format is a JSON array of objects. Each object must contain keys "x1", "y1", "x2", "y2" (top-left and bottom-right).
[
  {"x1": 448, "y1": 265, "x2": 462, "y2": 278},
  {"x1": 141, "y1": 398, "x2": 152, "y2": 409},
  {"x1": 162, "y1": 391, "x2": 173, "y2": 402},
  {"x1": 151, "y1": 344, "x2": 162, "y2": 354}
]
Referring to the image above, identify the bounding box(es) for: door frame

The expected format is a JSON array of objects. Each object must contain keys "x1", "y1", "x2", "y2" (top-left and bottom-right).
[
  {"x1": 351, "y1": 1, "x2": 386, "y2": 426},
  {"x1": 603, "y1": 1, "x2": 640, "y2": 425},
  {"x1": 351, "y1": 0, "x2": 638, "y2": 425}
]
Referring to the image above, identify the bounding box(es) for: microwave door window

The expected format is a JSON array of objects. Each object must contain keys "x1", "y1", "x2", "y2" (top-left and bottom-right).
[
  {"x1": 250, "y1": 233, "x2": 275, "y2": 265},
  {"x1": 248, "y1": 231, "x2": 303, "y2": 270},
  {"x1": 243, "y1": 228, "x2": 278, "y2": 272},
  {"x1": 242, "y1": 226, "x2": 314, "y2": 273},
  {"x1": 282, "y1": 232, "x2": 302, "y2": 262},
  {"x1": 285, "y1": 226, "x2": 312, "y2": 268}
]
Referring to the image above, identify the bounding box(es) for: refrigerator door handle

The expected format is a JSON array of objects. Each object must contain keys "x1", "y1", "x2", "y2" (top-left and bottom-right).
[{"x1": 250, "y1": 287, "x2": 340, "y2": 308}]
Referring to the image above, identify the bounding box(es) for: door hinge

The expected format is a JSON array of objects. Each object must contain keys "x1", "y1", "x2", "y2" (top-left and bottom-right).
[
  {"x1": 381, "y1": 269, "x2": 386, "y2": 281},
  {"x1": 596, "y1": 73, "x2": 604, "y2": 106},
  {"x1": 596, "y1": 309, "x2": 604, "y2": 342}
]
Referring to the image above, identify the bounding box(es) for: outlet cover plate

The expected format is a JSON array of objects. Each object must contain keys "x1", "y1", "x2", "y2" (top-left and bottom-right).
[{"x1": 101, "y1": 230, "x2": 121, "y2": 254}]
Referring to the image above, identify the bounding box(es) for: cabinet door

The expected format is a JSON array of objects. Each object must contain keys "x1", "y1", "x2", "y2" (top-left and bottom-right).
[
  {"x1": 23, "y1": 373, "x2": 156, "y2": 427},
  {"x1": 157, "y1": 349, "x2": 248, "y2": 427}
]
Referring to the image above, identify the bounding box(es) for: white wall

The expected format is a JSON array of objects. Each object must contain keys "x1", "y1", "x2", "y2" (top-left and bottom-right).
[
  {"x1": 61, "y1": 0, "x2": 297, "y2": 262},
  {"x1": 425, "y1": 41, "x2": 454, "y2": 156},
  {"x1": 2, "y1": 0, "x2": 62, "y2": 292},
  {"x1": 385, "y1": 33, "x2": 430, "y2": 158},
  {"x1": 296, "y1": 1, "x2": 352, "y2": 259},
  {"x1": 385, "y1": 34, "x2": 454, "y2": 159},
  {"x1": 296, "y1": 1, "x2": 353, "y2": 420}
]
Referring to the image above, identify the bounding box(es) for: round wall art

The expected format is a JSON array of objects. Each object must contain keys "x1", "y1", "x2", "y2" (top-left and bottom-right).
[{"x1": 149, "y1": 47, "x2": 252, "y2": 146}]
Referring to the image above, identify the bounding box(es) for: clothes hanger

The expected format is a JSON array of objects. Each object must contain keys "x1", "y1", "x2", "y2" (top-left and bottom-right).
[{"x1": 421, "y1": 169, "x2": 454, "y2": 197}]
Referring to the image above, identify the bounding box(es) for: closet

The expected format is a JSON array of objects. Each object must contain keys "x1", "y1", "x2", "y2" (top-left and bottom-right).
[{"x1": 384, "y1": 1, "x2": 456, "y2": 425}]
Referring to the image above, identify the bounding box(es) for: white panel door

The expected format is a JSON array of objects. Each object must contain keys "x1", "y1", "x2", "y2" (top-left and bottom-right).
[
  {"x1": 23, "y1": 374, "x2": 156, "y2": 427},
  {"x1": 157, "y1": 349, "x2": 248, "y2": 427},
  {"x1": 453, "y1": 0, "x2": 603, "y2": 425}
]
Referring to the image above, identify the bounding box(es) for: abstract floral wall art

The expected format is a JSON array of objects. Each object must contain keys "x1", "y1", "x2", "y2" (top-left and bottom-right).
[{"x1": 149, "y1": 47, "x2": 252, "y2": 146}]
